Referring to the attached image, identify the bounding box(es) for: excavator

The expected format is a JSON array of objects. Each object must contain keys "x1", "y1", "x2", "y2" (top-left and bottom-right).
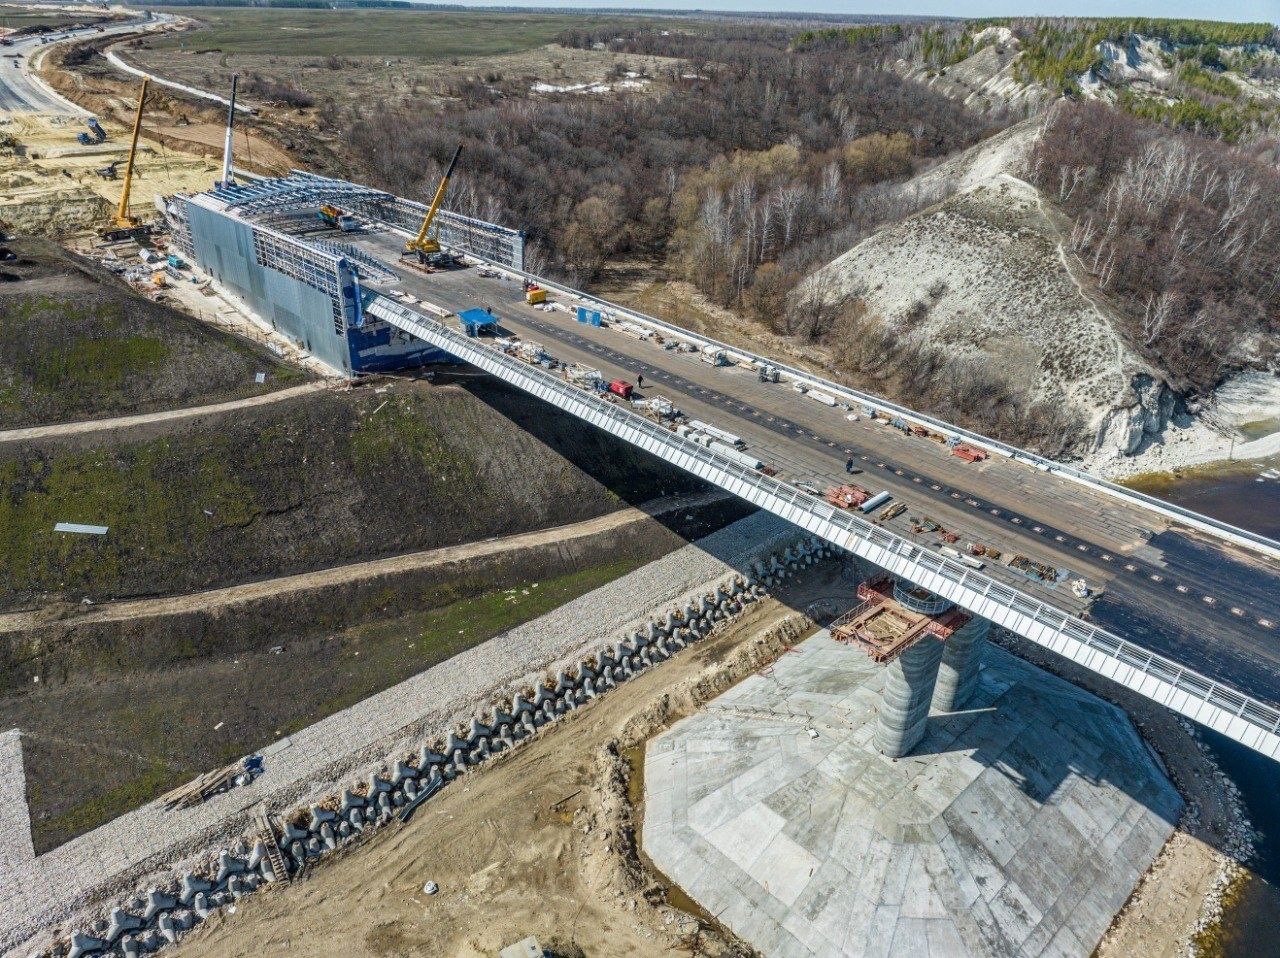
[
  {"x1": 101, "y1": 77, "x2": 150, "y2": 242},
  {"x1": 404, "y1": 144, "x2": 462, "y2": 266}
]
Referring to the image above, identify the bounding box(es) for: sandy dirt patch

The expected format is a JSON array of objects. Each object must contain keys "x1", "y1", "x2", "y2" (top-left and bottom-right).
[{"x1": 0, "y1": 110, "x2": 218, "y2": 236}]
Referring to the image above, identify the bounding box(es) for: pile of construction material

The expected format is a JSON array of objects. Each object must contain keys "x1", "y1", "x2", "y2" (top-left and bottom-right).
[{"x1": 43, "y1": 535, "x2": 836, "y2": 958}]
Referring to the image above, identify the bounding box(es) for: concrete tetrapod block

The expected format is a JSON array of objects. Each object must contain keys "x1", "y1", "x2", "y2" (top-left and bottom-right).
[
  {"x1": 103, "y1": 906, "x2": 143, "y2": 946},
  {"x1": 874, "y1": 637, "x2": 946, "y2": 758},
  {"x1": 308, "y1": 807, "x2": 337, "y2": 834},
  {"x1": 140, "y1": 890, "x2": 176, "y2": 924},
  {"x1": 155, "y1": 913, "x2": 178, "y2": 945},
  {"x1": 177, "y1": 875, "x2": 212, "y2": 908},
  {"x1": 67, "y1": 931, "x2": 108, "y2": 958},
  {"x1": 191, "y1": 893, "x2": 211, "y2": 920},
  {"x1": 932, "y1": 617, "x2": 991, "y2": 714},
  {"x1": 214, "y1": 850, "x2": 248, "y2": 885}
]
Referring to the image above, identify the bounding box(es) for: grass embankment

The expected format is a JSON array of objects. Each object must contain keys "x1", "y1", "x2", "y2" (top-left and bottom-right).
[
  {"x1": 0, "y1": 239, "x2": 303, "y2": 428},
  {"x1": 144, "y1": 8, "x2": 678, "y2": 58},
  {"x1": 22, "y1": 555, "x2": 647, "y2": 852},
  {"x1": 279, "y1": 556, "x2": 646, "y2": 735},
  {"x1": 0, "y1": 381, "x2": 702, "y2": 610}
]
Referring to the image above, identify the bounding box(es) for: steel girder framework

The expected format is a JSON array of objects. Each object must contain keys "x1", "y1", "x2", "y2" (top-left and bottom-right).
[{"x1": 284, "y1": 171, "x2": 525, "y2": 270}]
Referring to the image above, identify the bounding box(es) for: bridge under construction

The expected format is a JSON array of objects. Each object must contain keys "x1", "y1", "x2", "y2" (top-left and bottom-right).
[{"x1": 163, "y1": 169, "x2": 1280, "y2": 763}]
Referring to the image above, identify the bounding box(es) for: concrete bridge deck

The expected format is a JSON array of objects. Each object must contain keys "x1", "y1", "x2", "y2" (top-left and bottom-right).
[{"x1": 350, "y1": 231, "x2": 1280, "y2": 758}]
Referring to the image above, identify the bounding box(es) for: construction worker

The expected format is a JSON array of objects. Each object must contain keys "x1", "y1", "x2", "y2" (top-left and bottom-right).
[
  {"x1": 637, "y1": 372, "x2": 645, "y2": 389},
  {"x1": 845, "y1": 456, "x2": 854, "y2": 474}
]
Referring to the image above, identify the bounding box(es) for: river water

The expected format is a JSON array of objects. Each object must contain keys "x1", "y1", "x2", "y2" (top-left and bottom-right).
[{"x1": 1127, "y1": 458, "x2": 1280, "y2": 957}]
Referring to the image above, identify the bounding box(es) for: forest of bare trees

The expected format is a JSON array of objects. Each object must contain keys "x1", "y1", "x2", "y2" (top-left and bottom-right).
[
  {"x1": 1029, "y1": 100, "x2": 1280, "y2": 392},
  {"x1": 332, "y1": 25, "x2": 1002, "y2": 293}
]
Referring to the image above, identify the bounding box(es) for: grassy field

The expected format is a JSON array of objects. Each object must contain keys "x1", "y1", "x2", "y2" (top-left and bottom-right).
[
  {"x1": 0, "y1": 382, "x2": 694, "y2": 610},
  {"x1": 0, "y1": 240, "x2": 303, "y2": 429},
  {"x1": 146, "y1": 7, "x2": 683, "y2": 58}
]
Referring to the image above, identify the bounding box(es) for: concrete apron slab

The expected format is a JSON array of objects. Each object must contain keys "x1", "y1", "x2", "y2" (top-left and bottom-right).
[{"x1": 644, "y1": 631, "x2": 1183, "y2": 958}]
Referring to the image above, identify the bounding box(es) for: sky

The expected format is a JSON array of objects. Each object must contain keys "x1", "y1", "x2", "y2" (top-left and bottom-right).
[{"x1": 425, "y1": 0, "x2": 1279, "y2": 23}]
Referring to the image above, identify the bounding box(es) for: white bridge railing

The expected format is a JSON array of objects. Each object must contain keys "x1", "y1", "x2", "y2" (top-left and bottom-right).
[{"x1": 368, "y1": 296, "x2": 1280, "y2": 761}]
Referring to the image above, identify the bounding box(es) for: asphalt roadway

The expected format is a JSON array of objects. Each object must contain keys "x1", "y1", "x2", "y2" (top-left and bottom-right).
[
  {"x1": 0, "y1": 15, "x2": 157, "y2": 114},
  {"x1": 357, "y1": 232, "x2": 1280, "y2": 709}
]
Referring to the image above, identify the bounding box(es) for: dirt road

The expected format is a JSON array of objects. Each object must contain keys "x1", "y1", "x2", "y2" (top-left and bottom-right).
[
  {"x1": 0, "y1": 489, "x2": 727, "y2": 635},
  {"x1": 0, "y1": 381, "x2": 331, "y2": 445}
]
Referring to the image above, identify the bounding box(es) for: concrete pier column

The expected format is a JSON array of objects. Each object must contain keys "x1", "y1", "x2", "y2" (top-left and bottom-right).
[
  {"x1": 874, "y1": 638, "x2": 945, "y2": 758},
  {"x1": 931, "y1": 616, "x2": 991, "y2": 713}
]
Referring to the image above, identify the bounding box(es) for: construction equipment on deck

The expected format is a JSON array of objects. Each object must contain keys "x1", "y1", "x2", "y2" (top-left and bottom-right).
[
  {"x1": 825, "y1": 485, "x2": 870, "y2": 510},
  {"x1": 1010, "y1": 554, "x2": 1057, "y2": 582},
  {"x1": 101, "y1": 78, "x2": 150, "y2": 242},
  {"x1": 405, "y1": 144, "x2": 462, "y2": 262},
  {"x1": 952, "y1": 443, "x2": 988, "y2": 463},
  {"x1": 879, "y1": 501, "x2": 907, "y2": 521},
  {"x1": 318, "y1": 204, "x2": 358, "y2": 231}
]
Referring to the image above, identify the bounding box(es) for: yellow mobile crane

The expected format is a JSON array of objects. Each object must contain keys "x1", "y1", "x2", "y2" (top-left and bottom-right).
[
  {"x1": 102, "y1": 77, "x2": 149, "y2": 242},
  {"x1": 405, "y1": 144, "x2": 462, "y2": 265}
]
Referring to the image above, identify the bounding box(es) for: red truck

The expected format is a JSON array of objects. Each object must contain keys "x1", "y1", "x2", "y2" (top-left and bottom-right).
[{"x1": 607, "y1": 379, "x2": 634, "y2": 400}]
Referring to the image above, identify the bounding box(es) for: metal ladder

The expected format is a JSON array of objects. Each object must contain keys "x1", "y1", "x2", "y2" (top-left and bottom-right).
[{"x1": 255, "y1": 806, "x2": 291, "y2": 883}]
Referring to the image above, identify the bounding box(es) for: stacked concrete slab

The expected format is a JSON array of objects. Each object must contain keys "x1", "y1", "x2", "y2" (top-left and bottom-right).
[{"x1": 644, "y1": 631, "x2": 1182, "y2": 958}]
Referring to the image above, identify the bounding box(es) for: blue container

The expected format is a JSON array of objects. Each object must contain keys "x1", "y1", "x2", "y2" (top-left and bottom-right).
[
  {"x1": 590, "y1": 310, "x2": 602, "y2": 327},
  {"x1": 577, "y1": 306, "x2": 589, "y2": 324}
]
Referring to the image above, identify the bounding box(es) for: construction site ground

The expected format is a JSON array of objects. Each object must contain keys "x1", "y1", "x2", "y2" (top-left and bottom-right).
[
  {"x1": 0, "y1": 107, "x2": 218, "y2": 236},
  {"x1": 0, "y1": 15, "x2": 299, "y2": 240},
  {"x1": 7, "y1": 494, "x2": 743, "y2": 854},
  {"x1": 166, "y1": 576, "x2": 831, "y2": 958},
  {"x1": 0, "y1": 365, "x2": 742, "y2": 848}
]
